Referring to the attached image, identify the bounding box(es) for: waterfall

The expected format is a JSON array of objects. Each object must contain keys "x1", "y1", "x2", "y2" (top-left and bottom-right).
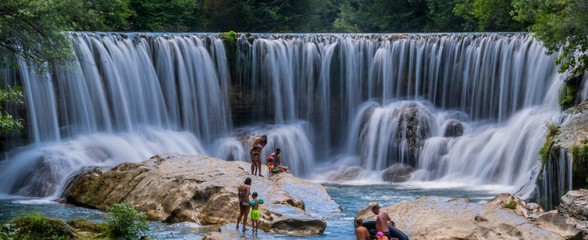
[
  {"x1": 238, "y1": 33, "x2": 562, "y2": 198},
  {"x1": 0, "y1": 33, "x2": 232, "y2": 197},
  {"x1": 0, "y1": 33, "x2": 565, "y2": 201}
]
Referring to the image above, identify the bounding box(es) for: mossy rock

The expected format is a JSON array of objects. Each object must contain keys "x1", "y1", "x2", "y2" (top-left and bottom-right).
[
  {"x1": 10, "y1": 213, "x2": 76, "y2": 240},
  {"x1": 67, "y1": 219, "x2": 110, "y2": 239}
]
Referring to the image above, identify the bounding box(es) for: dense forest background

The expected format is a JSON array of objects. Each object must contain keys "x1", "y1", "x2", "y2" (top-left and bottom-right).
[{"x1": 1, "y1": 0, "x2": 588, "y2": 136}]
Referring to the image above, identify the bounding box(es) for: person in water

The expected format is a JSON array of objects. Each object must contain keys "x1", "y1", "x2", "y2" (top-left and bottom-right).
[
  {"x1": 236, "y1": 177, "x2": 252, "y2": 232},
  {"x1": 371, "y1": 204, "x2": 393, "y2": 238},
  {"x1": 354, "y1": 218, "x2": 370, "y2": 240},
  {"x1": 250, "y1": 135, "x2": 267, "y2": 176},
  {"x1": 250, "y1": 192, "x2": 263, "y2": 235}
]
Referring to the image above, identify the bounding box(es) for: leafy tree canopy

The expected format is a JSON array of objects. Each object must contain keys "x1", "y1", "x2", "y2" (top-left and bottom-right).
[{"x1": 513, "y1": 0, "x2": 588, "y2": 74}]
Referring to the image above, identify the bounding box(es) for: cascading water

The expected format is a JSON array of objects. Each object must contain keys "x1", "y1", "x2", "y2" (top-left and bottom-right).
[
  {"x1": 0, "y1": 33, "x2": 566, "y2": 204},
  {"x1": 238, "y1": 33, "x2": 563, "y2": 199}
]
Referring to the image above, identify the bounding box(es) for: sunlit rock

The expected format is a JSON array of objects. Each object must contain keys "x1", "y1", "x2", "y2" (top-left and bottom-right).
[
  {"x1": 63, "y1": 154, "x2": 337, "y2": 236},
  {"x1": 557, "y1": 189, "x2": 588, "y2": 221},
  {"x1": 354, "y1": 193, "x2": 588, "y2": 240}
]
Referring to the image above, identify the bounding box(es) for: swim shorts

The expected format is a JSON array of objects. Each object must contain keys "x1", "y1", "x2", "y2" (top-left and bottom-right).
[{"x1": 251, "y1": 209, "x2": 260, "y2": 220}]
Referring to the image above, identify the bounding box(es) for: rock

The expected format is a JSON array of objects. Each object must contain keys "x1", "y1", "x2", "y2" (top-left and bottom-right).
[
  {"x1": 63, "y1": 154, "x2": 338, "y2": 236},
  {"x1": 355, "y1": 195, "x2": 571, "y2": 240},
  {"x1": 443, "y1": 119, "x2": 464, "y2": 137},
  {"x1": 325, "y1": 166, "x2": 363, "y2": 181},
  {"x1": 396, "y1": 104, "x2": 433, "y2": 158},
  {"x1": 534, "y1": 211, "x2": 588, "y2": 239},
  {"x1": 203, "y1": 224, "x2": 276, "y2": 240},
  {"x1": 487, "y1": 193, "x2": 544, "y2": 219},
  {"x1": 382, "y1": 164, "x2": 413, "y2": 182},
  {"x1": 558, "y1": 189, "x2": 588, "y2": 221}
]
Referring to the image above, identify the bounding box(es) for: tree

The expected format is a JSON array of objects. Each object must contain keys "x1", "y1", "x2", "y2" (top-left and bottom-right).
[
  {"x1": 68, "y1": 0, "x2": 134, "y2": 31},
  {"x1": 511, "y1": 0, "x2": 588, "y2": 109},
  {"x1": 425, "y1": 0, "x2": 467, "y2": 32},
  {"x1": 513, "y1": 0, "x2": 588, "y2": 74},
  {"x1": 454, "y1": 0, "x2": 525, "y2": 32},
  {"x1": 0, "y1": 0, "x2": 77, "y2": 65},
  {"x1": 0, "y1": 0, "x2": 79, "y2": 136},
  {"x1": 129, "y1": 0, "x2": 201, "y2": 32}
]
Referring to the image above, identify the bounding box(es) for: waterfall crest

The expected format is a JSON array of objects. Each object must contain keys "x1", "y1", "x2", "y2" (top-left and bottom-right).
[{"x1": 0, "y1": 33, "x2": 564, "y2": 199}]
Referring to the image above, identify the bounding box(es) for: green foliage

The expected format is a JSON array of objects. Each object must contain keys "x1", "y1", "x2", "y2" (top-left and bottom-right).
[
  {"x1": 106, "y1": 203, "x2": 149, "y2": 240},
  {"x1": 67, "y1": 219, "x2": 110, "y2": 239},
  {"x1": 540, "y1": 122, "x2": 560, "y2": 165},
  {"x1": 332, "y1": 1, "x2": 360, "y2": 33},
  {"x1": 558, "y1": 72, "x2": 582, "y2": 110},
  {"x1": 425, "y1": 0, "x2": 467, "y2": 32},
  {"x1": 513, "y1": 0, "x2": 588, "y2": 73},
  {"x1": 0, "y1": 223, "x2": 16, "y2": 240},
  {"x1": 503, "y1": 200, "x2": 517, "y2": 209},
  {"x1": 570, "y1": 144, "x2": 588, "y2": 178},
  {"x1": 9, "y1": 212, "x2": 75, "y2": 240},
  {"x1": 129, "y1": 0, "x2": 201, "y2": 32},
  {"x1": 454, "y1": 0, "x2": 525, "y2": 31},
  {"x1": 221, "y1": 31, "x2": 239, "y2": 45},
  {"x1": 0, "y1": 0, "x2": 76, "y2": 65},
  {"x1": 67, "y1": 0, "x2": 134, "y2": 31},
  {"x1": 0, "y1": 85, "x2": 24, "y2": 134}
]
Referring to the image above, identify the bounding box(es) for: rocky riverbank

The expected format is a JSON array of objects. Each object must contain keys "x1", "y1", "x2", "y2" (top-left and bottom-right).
[
  {"x1": 355, "y1": 191, "x2": 588, "y2": 240},
  {"x1": 63, "y1": 154, "x2": 340, "y2": 236}
]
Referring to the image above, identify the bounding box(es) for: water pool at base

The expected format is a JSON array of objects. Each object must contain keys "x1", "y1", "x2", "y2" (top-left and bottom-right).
[{"x1": 0, "y1": 184, "x2": 500, "y2": 239}]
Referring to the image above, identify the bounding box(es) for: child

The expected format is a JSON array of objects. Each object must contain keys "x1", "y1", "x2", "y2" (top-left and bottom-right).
[
  {"x1": 376, "y1": 231, "x2": 389, "y2": 240},
  {"x1": 249, "y1": 192, "x2": 264, "y2": 235}
]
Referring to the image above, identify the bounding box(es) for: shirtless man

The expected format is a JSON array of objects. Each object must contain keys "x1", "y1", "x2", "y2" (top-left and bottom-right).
[
  {"x1": 355, "y1": 218, "x2": 370, "y2": 240},
  {"x1": 236, "y1": 177, "x2": 252, "y2": 232},
  {"x1": 250, "y1": 135, "x2": 267, "y2": 176},
  {"x1": 269, "y1": 148, "x2": 288, "y2": 173},
  {"x1": 372, "y1": 204, "x2": 393, "y2": 238}
]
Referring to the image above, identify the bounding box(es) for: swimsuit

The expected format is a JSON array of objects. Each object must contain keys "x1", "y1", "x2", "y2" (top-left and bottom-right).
[{"x1": 251, "y1": 209, "x2": 260, "y2": 220}]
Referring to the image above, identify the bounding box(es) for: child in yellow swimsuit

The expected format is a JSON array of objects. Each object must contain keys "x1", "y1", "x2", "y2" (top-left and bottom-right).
[{"x1": 250, "y1": 192, "x2": 263, "y2": 235}]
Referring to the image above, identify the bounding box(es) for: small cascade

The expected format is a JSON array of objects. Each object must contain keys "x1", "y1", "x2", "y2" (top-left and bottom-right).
[{"x1": 538, "y1": 149, "x2": 573, "y2": 210}]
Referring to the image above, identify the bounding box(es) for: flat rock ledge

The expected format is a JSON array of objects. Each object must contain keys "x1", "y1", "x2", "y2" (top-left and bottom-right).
[
  {"x1": 63, "y1": 154, "x2": 340, "y2": 236},
  {"x1": 356, "y1": 193, "x2": 588, "y2": 240}
]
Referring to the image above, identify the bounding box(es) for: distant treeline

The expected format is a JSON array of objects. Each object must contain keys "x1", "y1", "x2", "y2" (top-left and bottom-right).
[{"x1": 63, "y1": 0, "x2": 530, "y2": 33}]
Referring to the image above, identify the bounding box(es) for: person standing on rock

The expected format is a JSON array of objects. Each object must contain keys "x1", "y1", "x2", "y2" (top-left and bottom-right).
[
  {"x1": 236, "y1": 177, "x2": 252, "y2": 232},
  {"x1": 355, "y1": 218, "x2": 370, "y2": 240},
  {"x1": 249, "y1": 192, "x2": 263, "y2": 235},
  {"x1": 371, "y1": 204, "x2": 393, "y2": 239},
  {"x1": 250, "y1": 135, "x2": 267, "y2": 177}
]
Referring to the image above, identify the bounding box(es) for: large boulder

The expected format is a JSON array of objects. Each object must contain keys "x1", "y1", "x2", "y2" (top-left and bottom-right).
[
  {"x1": 63, "y1": 154, "x2": 339, "y2": 236},
  {"x1": 558, "y1": 189, "x2": 588, "y2": 221},
  {"x1": 553, "y1": 99, "x2": 588, "y2": 189},
  {"x1": 382, "y1": 164, "x2": 413, "y2": 182},
  {"x1": 355, "y1": 193, "x2": 588, "y2": 240}
]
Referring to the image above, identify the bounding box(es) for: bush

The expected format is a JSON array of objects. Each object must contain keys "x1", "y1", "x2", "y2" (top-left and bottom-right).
[
  {"x1": 106, "y1": 203, "x2": 149, "y2": 240},
  {"x1": 540, "y1": 122, "x2": 561, "y2": 165},
  {"x1": 9, "y1": 212, "x2": 75, "y2": 240},
  {"x1": 503, "y1": 201, "x2": 517, "y2": 210},
  {"x1": 0, "y1": 223, "x2": 16, "y2": 240}
]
